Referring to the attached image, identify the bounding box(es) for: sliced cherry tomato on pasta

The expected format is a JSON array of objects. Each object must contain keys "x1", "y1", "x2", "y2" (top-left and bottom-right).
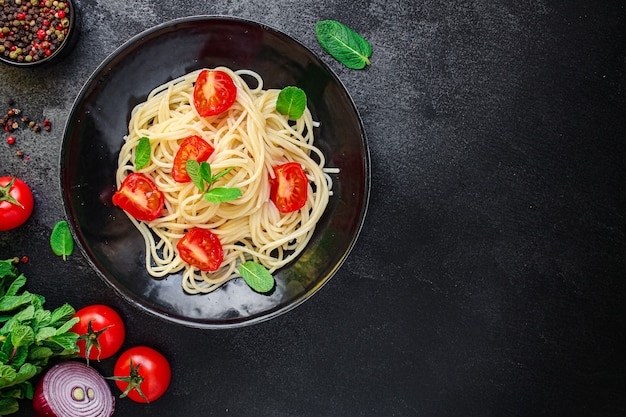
[
  {"x1": 172, "y1": 135, "x2": 215, "y2": 182},
  {"x1": 112, "y1": 172, "x2": 164, "y2": 221},
  {"x1": 193, "y1": 69, "x2": 237, "y2": 117},
  {"x1": 269, "y1": 162, "x2": 308, "y2": 213},
  {"x1": 176, "y1": 228, "x2": 224, "y2": 271}
]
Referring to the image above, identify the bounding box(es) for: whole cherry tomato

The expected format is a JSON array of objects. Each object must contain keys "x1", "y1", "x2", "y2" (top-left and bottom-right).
[
  {"x1": 112, "y1": 346, "x2": 171, "y2": 403},
  {"x1": 269, "y1": 162, "x2": 308, "y2": 213},
  {"x1": 71, "y1": 304, "x2": 125, "y2": 363},
  {"x1": 171, "y1": 135, "x2": 215, "y2": 182},
  {"x1": 176, "y1": 227, "x2": 224, "y2": 271},
  {"x1": 112, "y1": 172, "x2": 164, "y2": 221},
  {"x1": 0, "y1": 176, "x2": 34, "y2": 231},
  {"x1": 193, "y1": 69, "x2": 237, "y2": 117}
]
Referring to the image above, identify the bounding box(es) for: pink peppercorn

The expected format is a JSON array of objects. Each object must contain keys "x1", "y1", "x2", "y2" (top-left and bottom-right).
[{"x1": 6, "y1": 136, "x2": 15, "y2": 145}]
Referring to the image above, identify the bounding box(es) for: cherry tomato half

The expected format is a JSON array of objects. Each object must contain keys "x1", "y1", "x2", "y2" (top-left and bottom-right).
[
  {"x1": 113, "y1": 346, "x2": 171, "y2": 403},
  {"x1": 193, "y1": 69, "x2": 237, "y2": 117},
  {"x1": 269, "y1": 162, "x2": 308, "y2": 213},
  {"x1": 71, "y1": 304, "x2": 125, "y2": 362},
  {"x1": 172, "y1": 135, "x2": 215, "y2": 183},
  {"x1": 176, "y1": 228, "x2": 224, "y2": 271},
  {"x1": 112, "y1": 172, "x2": 164, "y2": 222},
  {"x1": 0, "y1": 176, "x2": 34, "y2": 231}
]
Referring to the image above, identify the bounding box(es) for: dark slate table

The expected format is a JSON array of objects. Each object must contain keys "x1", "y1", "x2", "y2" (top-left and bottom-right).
[{"x1": 2, "y1": 1, "x2": 625, "y2": 416}]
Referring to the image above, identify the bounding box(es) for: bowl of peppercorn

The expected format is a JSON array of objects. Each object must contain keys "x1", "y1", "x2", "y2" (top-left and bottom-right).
[{"x1": 0, "y1": 0, "x2": 78, "y2": 66}]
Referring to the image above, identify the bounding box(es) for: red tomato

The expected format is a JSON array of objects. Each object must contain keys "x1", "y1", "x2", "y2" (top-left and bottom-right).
[
  {"x1": 176, "y1": 228, "x2": 224, "y2": 271},
  {"x1": 171, "y1": 135, "x2": 215, "y2": 182},
  {"x1": 0, "y1": 176, "x2": 34, "y2": 231},
  {"x1": 269, "y1": 162, "x2": 308, "y2": 213},
  {"x1": 71, "y1": 304, "x2": 125, "y2": 362},
  {"x1": 193, "y1": 69, "x2": 237, "y2": 117},
  {"x1": 112, "y1": 172, "x2": 164, "y2": 221},
  {"x1": 112, "y1": 346, "x2": 171, "y2": 403}
]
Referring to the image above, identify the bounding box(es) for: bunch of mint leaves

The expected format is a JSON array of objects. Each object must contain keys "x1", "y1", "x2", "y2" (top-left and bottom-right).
[{"x1": 0, "y1": 258, "x2": 79, "y2": 416}]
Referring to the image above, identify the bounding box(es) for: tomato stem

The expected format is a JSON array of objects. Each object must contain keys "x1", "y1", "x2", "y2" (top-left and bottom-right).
[{"x1": 0, "y1": 177, "x2": 24, "y2": 208}]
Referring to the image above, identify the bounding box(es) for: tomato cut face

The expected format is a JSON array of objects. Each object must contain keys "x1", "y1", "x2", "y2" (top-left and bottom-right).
[
  {"x1": 172, "y1": 135, "x2": 215, "y2": 182},
  {"x1": 193, "y1": 69, "x2": 237, "y2": 117},
  {"x1": 112, "y1": 172, "x2": 164, "y2": 222},
  {"x1": 269, "y1": 162, "x2": 308, "y2": 213},
  {"x1": 176, "y1": 228, "x2": 224, "y2": 271},
  {"x1": 0, "y1": 176, "x2": 34, "y2": 231}
]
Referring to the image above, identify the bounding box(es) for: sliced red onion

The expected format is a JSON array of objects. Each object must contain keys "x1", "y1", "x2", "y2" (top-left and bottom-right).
[{"x1": 33, "y1": 361, "x2": 115, "y2": 417}]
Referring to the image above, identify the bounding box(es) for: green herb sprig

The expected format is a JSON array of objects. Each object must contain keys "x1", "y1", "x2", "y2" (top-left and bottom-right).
[
  {"x1": 315, "y1": 20, "x2": 372, "y2": 69},
  {"x1": 186, "y1": 160, "x2": 242, "y2": 203},
  {"x1": 0, "y1": 258, "x2": 80, "y2": 416}
]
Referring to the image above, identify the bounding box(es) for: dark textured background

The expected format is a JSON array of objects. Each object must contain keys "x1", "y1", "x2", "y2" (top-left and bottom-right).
[{"x1": 2, "y1": 1, "x2": 625, "y2": 416}]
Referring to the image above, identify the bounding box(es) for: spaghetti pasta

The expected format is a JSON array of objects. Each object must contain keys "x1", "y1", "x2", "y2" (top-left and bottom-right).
[{"x1": 115, "y1": 67, "x2": 333, "y2": 294}]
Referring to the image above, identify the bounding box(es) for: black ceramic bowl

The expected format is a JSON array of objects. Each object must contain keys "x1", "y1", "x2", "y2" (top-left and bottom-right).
[
  {"x1": 60, "y1": 16, "x2": 370, "y2": 329},
  {"x1": 0, "y1": 0, "x2": 79, "y2": 67}
]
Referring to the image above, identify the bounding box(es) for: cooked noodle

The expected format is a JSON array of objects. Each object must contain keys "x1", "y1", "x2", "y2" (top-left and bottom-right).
[{"x1": 115, "y1": 67, "x2": 333, "y2": 294}]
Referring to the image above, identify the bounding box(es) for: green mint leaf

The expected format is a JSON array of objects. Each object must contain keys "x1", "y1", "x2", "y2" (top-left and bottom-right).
[
  {"x1": 47, "y1": 333, "x2": 80, "y2": 352},
  {"x1": 203, "y1": 187, "x2": 242, "y2": 203},
  {"x1": 50, "y1": 221, "x2": 74, "y2": 261},
  {"x1": 212, "y1": 167, "x2": 234, "y2": 182},
  {"x1": 35, "y1": 327, "x2": 57, "y2": 343},
  {"x1": 27, "y1": 346, "x2": 53, "y2": 361},
  {"x1": 238, "y1": 261, "x2": 275, "y2": 293},
  {"x1": 11, "y1": 325, "x2": 34, "y2": 349},
  {"x1": 49, "y1": 303, "x2": 76, "y2": 326},
  {"x1": 135, "y1": 136, "x2": 151, "y2": 170},
  {"x1": 199, "y1": 161, "x2": 213, "y2": 185},
  {"x1": 54, "y1": 318, "x2": 79, "y2": 336},
  {"x1": 0, "y1": 294, "x2": 32, "y2": 312},
  {"x1": 6, "y1": 274, "x2": 26, "y2": 297},
  {"x1": 186, "y1": 159, "x2": 205, "y2": 192},
  {"x1": 276, "y1": 86, "x2": 307, "y2": 120},
  {"x1": 0, "y1": 398, "x2": 19, "y2": 415},
  {"x1": 315, "y1": 20, "x2": 372, "y2": 69}
]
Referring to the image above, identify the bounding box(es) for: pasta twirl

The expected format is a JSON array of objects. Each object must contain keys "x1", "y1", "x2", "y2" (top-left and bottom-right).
[{"x1": 115, "y1": 67, "x2": 332, "y2": 294}]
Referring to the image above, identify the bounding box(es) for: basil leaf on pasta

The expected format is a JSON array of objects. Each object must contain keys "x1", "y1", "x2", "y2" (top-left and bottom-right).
[
  {"x1": 204, "y1": 187, "x2": 242, "y2": 203},
  {"x1": 186, "y1": 160, "x2": 204, "y2": 192},
  {"x1": 276, "y1": 87, "x2": 307, "y2": 120},
  {"x1": 134, "y1": 136, "x2": 151, "y2": 170}
]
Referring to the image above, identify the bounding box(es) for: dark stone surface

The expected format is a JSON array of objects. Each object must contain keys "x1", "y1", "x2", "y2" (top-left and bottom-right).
[{"x1": 1, "y1": 0, "x2": 625, "y2": 416}]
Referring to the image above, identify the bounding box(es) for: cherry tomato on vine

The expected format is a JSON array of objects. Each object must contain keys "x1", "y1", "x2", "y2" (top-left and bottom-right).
[
  {"x1": 112, "y1": 172, "x2": 164, "y2": 221},
  {"x1": 176, "y1": 228, "x2": 224, "y2": 272},
  {"x1": 172, "y1": 135, "x2": 215, "y2": 183},
  {"x1": 71, "y1": 304, "x2": 125, "y2": 363},
  {"x1": 269, "y1": 162, "x2": 308, "y2": 213},
  {"x1": 112, "y1": 346, "x2": 171, "y2": 403},
  {"x1": 0, "y1": 176, "x2": 34, "y2": 231},
  {"x1": 193, "y1": 69, "x2": 237, "y2": 117}
]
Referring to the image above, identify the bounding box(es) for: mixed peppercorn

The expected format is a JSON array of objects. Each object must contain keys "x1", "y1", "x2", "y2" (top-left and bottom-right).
[
  {"x1": 3, "y1": 97, "x2": 51, "y2": 158},
  {"x1": 0, "y1": 0, "x2": 71, "y2": 63}
]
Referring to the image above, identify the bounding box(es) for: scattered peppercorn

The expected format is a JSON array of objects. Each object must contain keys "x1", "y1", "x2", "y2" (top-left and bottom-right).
[
  {"x1": 0, "y1": 0, "x2": 72, "y2": 63},
  {"x1": 20, "y1": 255, "x2": 29, "y2": 264},
  {"x1": 6, "y1": 135, "x2": 15, "y2": 144},
  {"x1": 15, "y1": 149, "x2": 24, "y2": 158}
]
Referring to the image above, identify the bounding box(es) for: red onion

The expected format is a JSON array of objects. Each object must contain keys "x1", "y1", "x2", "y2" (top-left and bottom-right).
[{"x1": 33, "y1": 361, "x2": 115, "y2": 417}]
